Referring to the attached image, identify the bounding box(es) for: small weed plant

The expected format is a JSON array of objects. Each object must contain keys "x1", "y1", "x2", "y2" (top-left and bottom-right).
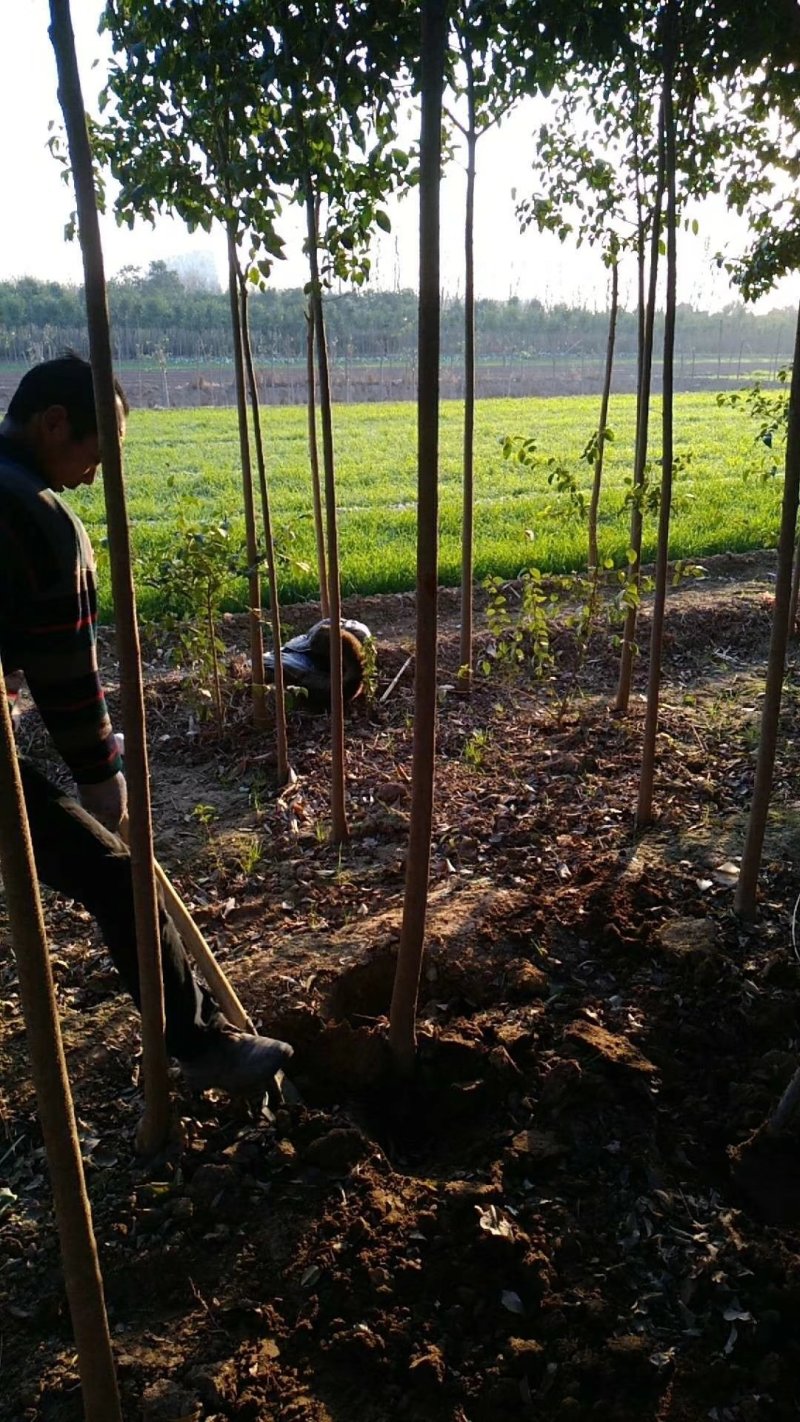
[
  {"x1": 484, "y1": 568, "x2": 554, "y2": 679},
  {"x1": 137, "y1": 501, "x2": 247, "y2": 732},
  {"x1": 492, "y1": 420, "x2": 707, "y2": 719},
  {"x1": 489, "y1": 426, "x2": 683, "y2": 719},
  {"x1": 463, "y1": 727, "x2": 490, "y2": 769},
  {"x1": 192, "y1": 802, "x2": 218, "y2": 837},
  {"x1": 231, "y1": 831, "x2": 264, "y2": 876}
]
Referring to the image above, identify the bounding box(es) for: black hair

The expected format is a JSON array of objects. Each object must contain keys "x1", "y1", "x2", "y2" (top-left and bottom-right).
[{"x1": 7, "y1": 352, "x2": 130, "y2": 438}]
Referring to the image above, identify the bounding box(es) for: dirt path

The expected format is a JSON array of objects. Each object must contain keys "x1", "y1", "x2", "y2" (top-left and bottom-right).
[{"x1": 2, "y1": 550, "x2": 800, "y2": 1422}]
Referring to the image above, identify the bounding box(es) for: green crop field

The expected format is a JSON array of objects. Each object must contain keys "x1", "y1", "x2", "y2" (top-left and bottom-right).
[{"x1": 68, "y1": 393, "x2": 783, "y2": 622}]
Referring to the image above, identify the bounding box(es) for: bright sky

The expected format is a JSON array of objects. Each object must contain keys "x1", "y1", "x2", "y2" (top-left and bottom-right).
[{"x1": 2, "y1": 1, "x2": 798, "y2": 314}]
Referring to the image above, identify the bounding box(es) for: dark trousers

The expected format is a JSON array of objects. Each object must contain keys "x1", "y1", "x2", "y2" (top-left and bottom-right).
[{"x1": 19, "y1": 759, "x2": 225, "y2": 1061}]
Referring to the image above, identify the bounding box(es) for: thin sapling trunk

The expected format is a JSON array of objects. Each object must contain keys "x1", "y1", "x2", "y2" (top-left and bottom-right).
[
  {"x1": 206, "y1": 588, "x2": 224, "y2": 733},
  {"x1": 614, "y1": 99, "x2": 666, "y2": 716},
  {"x1": 388, "y1": 0, "x2": 448, "y2": 1076},
  {"x1": 50, "y1": 0, "x2": 170, "y2": 1153},
  {"x1": 459, "y1": 61, "x2": 477, "y2": 685},
  {"x1": 227, "y1": 228, "x2": 267, "y2": 731},
  {"x1": 735, "y1": 301, "x2": 800, "y2": 917},
  {"x1": 305, "y1": 180, "x2": 348, "y2": 842},
  {"x1": 0, "y1": 657, "x2": 122, "y2": 1421},
  {"x1": 307, "y1": 303, "x2": 329, "y2": 615},
  {"x1": 589, "y1": 256, "x2": 619, "y2": 571},
  {"x1": 240, "y1": 276, "x2": 293, "y2": 786},
  {"x1": 636, "y1": 9, "x2": 678, "y2": 829}
]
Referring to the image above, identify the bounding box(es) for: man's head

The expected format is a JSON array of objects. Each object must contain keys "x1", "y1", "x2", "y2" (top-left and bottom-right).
[{"x1": 3, "y1": 354, "x2": 129, "y2": 492}]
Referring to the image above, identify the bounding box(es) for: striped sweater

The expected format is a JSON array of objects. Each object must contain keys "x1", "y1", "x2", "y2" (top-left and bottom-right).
[{"x1": 0, "y1": 435, "x2": 122, "y2": 785}]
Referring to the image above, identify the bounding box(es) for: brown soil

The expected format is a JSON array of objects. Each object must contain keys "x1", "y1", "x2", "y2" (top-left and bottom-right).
[{"x1": 2, "y1": 549, "x2": 800, "y2": 1422}]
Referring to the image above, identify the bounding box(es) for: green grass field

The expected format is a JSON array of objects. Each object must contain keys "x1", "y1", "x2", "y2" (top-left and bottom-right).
[{"x1": 68, "y1": 393, "x2": 783, "y2": 621}]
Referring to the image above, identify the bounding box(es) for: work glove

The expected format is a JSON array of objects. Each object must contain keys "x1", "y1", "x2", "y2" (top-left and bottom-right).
[{"x1": 77, "y1": 771, "x2": 128, "y2": 835}]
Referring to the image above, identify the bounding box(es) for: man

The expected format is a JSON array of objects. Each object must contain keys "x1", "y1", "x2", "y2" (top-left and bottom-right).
[{"x1": 0, "y1": 354, "x2": 292, "y2": 1094}]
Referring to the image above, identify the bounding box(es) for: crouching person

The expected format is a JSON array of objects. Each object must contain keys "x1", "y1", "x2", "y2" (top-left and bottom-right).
[{"x1": 0, "y1": 355, "x2": 292, "y2": 1093}]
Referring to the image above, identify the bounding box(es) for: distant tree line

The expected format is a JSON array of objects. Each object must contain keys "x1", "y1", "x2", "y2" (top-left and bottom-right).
[{"x1": 0, "y1": 261, "x2": 795, "y2": 369}]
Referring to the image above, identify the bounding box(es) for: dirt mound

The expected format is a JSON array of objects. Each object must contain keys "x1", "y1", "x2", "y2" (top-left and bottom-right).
[{"x1": 4, "y1": 552, "x2": 800, "y2": 1420}]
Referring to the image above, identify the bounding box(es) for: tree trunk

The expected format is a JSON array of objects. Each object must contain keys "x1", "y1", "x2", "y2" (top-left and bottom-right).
[
  {"x1": 637, "y1": 7, "x2": 678, "y2": 829},
  {"x1": 306, "y1": 305, "x2": 329, "y2": 615},
  {"x1": 227, "y1": 228, "x2": 267, "y2": 731},
  {"x1": 206, "y1": 589, "x2": 224, "y2": 733},
  {"x1": 735, "y1": 300, "x2": 800, "y2": 917},
  {"x1": 614, "y1": 99, "x2": 666, "y2": 716},
  {"x1": 50, "y1": 0, "x2": 170, "y2": 1154},
  {"x1": 458, "y1": 66, "x2": 477, "y2": 684},
  {"x1": 305, "y1": 182, "x2": 348, "y2": 843},
  {"x1": 388, "y1": 0, "x2": 448, "y2": 1077},
  {"x1": 588, "y1": 256, "x2": 619, "y2": 571},
  {"x1": 0, "y1": 664, "x2": 122, "y2": 1420},
  {"x1": 240, "y1": 277, "x2": 292, "y2": 786},
  {"x1": 635, "y1": 136, "x2": 646, "y2": 409}
]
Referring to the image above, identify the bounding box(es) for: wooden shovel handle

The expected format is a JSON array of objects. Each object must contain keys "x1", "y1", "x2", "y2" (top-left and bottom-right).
[
  {"x1": 117, "y1": 815, "x2": 255, "y2": 1035},
  {"x1": 152, "y1": 861, "x2": 256, "y2": 1034}
]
